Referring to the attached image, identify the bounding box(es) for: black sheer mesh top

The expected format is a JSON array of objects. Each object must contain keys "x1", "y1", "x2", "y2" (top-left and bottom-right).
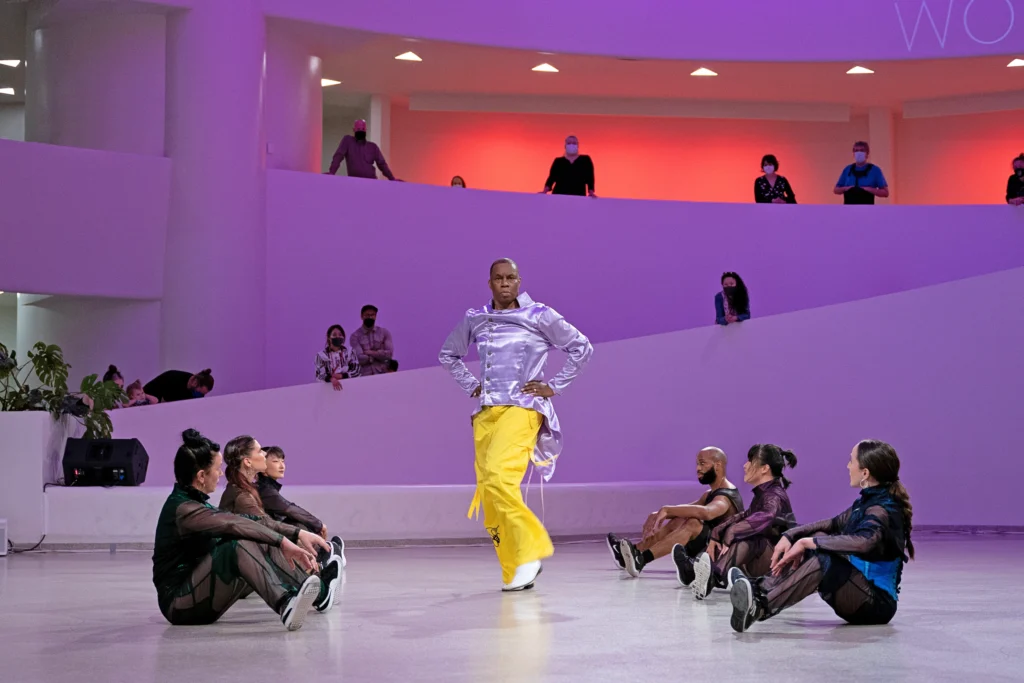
[{"x1": 712, "y1": 478, "x2": 797, "y2": 545}]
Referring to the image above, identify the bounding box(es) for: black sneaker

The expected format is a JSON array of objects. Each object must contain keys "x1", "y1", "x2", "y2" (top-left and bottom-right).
[
  {"x1": 729, "y1": 576, "x2": 762, "y2": 633},
  {"x1": 619, "y1": 538, "x2": 646, "y2": 578},
  {"x1": 727, "y1": 566, "x2": 746, "y2": 590},
  {"x1": 692, "y1": 552, "x2": 715, "y2": 600},
  {"x1": 314, "y1": 553, "x2": 342, "y2": 613},
  {"x1": 281, "y1": 575, "x2": 321, "y2": 631},
  {"x1": 331, "y1": 535, "x2": 347, "y2": 568},
  {"x1": 607, "y1": 533, "x2": 625, "y2": 570},
  {"x1": 672, "y1": 543, "x2": 696, "y2": 586}
]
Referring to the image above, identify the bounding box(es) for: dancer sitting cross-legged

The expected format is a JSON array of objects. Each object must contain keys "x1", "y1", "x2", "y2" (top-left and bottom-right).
[
  {"x1": 674, "y1": 443, "x2": 798, "y2": 600},
  {"x1": 152, "y1": 429, "x2": 332, "y2": 631},
  {"x1": 258, "y1": 445, "x2": 347, "y2": 567},
  {"x1": 613, "y1": 446, "x2": 743, "y2": 578},
  {"x1": 729, "y1": 440, "x2": 914, "y2": 633},
  {"x1": 219, "y1": 435, "x2": 343, "y2": 612}
]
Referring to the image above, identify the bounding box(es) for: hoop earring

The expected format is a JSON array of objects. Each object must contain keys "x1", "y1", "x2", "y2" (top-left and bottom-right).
[{"x1": 859, "y1": 476, "x2": 869, "y2": 489}]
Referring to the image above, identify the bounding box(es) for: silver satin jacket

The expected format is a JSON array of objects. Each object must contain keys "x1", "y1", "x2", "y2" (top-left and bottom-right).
[{"x1": 439, "y1": 292, "x2": 594, "y2": 481}]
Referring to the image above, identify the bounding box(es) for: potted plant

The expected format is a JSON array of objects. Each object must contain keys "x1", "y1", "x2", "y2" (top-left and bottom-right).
[{"x1": 0, "y1": 342, "x2": 122, "y2": 439}]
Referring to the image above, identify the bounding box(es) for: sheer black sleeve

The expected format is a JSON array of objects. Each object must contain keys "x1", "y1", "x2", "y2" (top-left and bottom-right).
[
  {"x1": 174, "y1": 500, "x2": 288, "y2": 547},
  {"x1": 784, "y1": 508, "x2": 851, "y2": 542},
  {"x1": 813, "y1": 505, "x2": 890, "y2": 556},
  {"x1": 230, "y1": 491, "x2": 303, "y2": 541},
  {"x1": 717, "y1": 493, "x2": 784, "y2": 545},
  {"x1": 261, "y1": 486, "x2": 324, "y2": 533}
]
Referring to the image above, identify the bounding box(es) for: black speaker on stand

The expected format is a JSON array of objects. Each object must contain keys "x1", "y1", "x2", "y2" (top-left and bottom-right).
[{"x1": 62, "y1": 438, "x2": 150, "y2": 486}]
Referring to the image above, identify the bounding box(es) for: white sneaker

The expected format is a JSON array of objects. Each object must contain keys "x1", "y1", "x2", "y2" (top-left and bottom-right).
[
  {"x1": 502, "y1": 560, "x2": 543, "y2": 592},
  {"x1": 691, "y1": 552, "x2": 713, "y2": 601},
  {"x1": 281, "y1": 575, "x2": 321, "y2": 631}
]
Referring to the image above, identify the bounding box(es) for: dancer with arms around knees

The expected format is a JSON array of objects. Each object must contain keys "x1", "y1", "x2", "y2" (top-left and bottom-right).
[
  {"x1": 730, "y1": 440, "x2": 914, "y2": 633},
  {"x1": 219, "y1": 436, "x2": 343, "y2": 611},
  {"x1": 152, "y1": 429, "x2": 332, "y2": 631},
  {"x1": 612, "y1": 447, "x2": 743, "y2": 578},
  {"x1": 439, "y1": 258, "x2": 593, "y2": 591},
  {"x1": 675, "y1": 444, "x2": 798, "y2": 600},
  {"x1": 258, "y1": 446, "x2": 347, "y2": 567}
]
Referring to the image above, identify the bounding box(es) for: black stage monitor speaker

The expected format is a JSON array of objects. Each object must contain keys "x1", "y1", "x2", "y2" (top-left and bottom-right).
[{"x1": 63, "y1": 438, "x2": 149, "y2": 486}]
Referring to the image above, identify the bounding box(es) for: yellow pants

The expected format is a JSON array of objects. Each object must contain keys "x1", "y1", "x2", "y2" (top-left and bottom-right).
[{"x1": 469, "y1": 406, "x2": 554, "y2": 584}]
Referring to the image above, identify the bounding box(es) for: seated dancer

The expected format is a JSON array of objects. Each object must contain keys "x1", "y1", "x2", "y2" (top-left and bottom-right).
[
  {"x1": 219, "y1": 435, "x2": 344, "y2": 604},
  {"x1": 612, "y1": 446, "x2": 743, "y2": 578},
  {"x1": 729, "y1": 440, "x2": 914, "y2": 632},
  {"x1": 258, "y1": 445, "x2": 347, "y2": 567},
  {"x1": 152, "y1": 429, "x2": 332, "y2": 630},
  {"x1": 674, "y1": 443, "x2": 798, "y2": 600}
]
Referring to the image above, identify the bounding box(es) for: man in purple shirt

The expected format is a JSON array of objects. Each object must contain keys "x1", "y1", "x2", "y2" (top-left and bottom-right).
[
  {"x1": 326, "y1": 119, "x2": 400, "y2": 180},
  {"x1": 349, "y1": 304, "x2": 395, "y2": 376}
]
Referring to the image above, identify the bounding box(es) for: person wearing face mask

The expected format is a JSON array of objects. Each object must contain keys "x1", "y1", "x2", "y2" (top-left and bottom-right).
[
  {"x1": 1005, "y1": 153, "x2": 1024, "y2": 206},
  {"x1": 715, "y1": 272, "x2": 751, "y2": 326},
  {"x1": 754, "y1": 154, "x2": 797, "y2": 204},
  {"x1": 540, "y1": 135, "x2": 596, "y2": 197},
  {"x1": 834, "y1": 141, "x2": 889, "y2": 205},
  {"x1": 611, "y1": 447, "x2": 743, "y2": 579},
  {"x1": 349, "y1": 304, "x2": 395, "y2": 376},
  {"x1": 314, "y1": 325, "x2": 360, "y2": 391},
  {"x1": 451, "y1": 175, "x2": 467, "y2": 188},
  {"x1": 674, "y1": 443, "x2": 798, "y2": 601},
  {"x1": 144, "y1": 368, "x2": 215, "y2": 402},
  {"x1": 326, "y1": 119, "x2": 400, "y2": 181}
]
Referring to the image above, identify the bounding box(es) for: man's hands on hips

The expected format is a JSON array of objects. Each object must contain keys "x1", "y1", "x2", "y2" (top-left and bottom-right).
[{"x1": 523, "y1": 382, "x2": 554, "y2": 398}]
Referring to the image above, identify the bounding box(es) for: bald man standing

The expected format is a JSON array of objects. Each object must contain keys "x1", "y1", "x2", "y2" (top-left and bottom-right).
[
  {"x1": 611, "y1": 447, "x2": 743, "y2": 578},
  {"x1": 326, "y1": 119, "x2": 399, "y2": 181}
]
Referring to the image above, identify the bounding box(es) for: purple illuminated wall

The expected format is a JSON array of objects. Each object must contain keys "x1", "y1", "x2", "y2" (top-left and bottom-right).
[
  {"x1": 265, "y1": 172, "x2": 1024, "y2": 387},
  {"x1": 112, "y1": 267, "x2": 1024, "y2": 526},
  {"x1": 264, "y1": 0, "x2": 1024, "y2": 62}
]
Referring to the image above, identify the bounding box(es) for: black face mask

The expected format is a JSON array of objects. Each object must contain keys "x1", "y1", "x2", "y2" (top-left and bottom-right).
[
  {"x1": 1016, "y1": 168, "x2": 1024, "y2": 178},
  {"x1": 698, "y1": 469, "x2": 717, "y2": 486},
  {"x1": 330, "y1": 337, "x2": 344, "y2": 348},
  {"x1": 362, "y1": 318, "x2": 376, "y2": 329},
  {"x1": 354, "y1": 131, "x2": 367, "y2": 142},
  {"x1": 723, "y1": 285, "x2": 737, "y2": 298}
]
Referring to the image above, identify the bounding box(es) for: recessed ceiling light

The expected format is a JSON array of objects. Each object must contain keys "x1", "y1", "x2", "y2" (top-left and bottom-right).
[
  {"x1": 690, "y1": 67, "x2": 718, "y2": 77},
  {"x1": 0, "y1": 60, "x2": 20, "y2": 68},
  {"x1": 0, "y1": 88, "x2": 15, "y2": 95},
  {"x1": 395, "y1": 52, "x2": 422, "y2": 62},
  {"x1": 1008, "y1": 58, "x2": 1024, "y2": 67},
  {"x1": 847, "y1": 65, "x2": 874, "y2": 74},
  {"x1": 532, "y1": 63, "x2": 558, "y2": 73},
  {"x1": 321, "y1": 78, "x2": 341, "y2": 87}
]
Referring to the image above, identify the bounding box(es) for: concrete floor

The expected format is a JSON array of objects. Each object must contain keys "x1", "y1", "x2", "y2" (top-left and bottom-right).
[{"x1": 0, "y1": 535, "x2": 1020, "y2": 683}]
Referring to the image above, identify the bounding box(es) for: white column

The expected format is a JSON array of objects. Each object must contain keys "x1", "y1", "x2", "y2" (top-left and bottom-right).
[
  {"x1": 868, "y1": 107, "x2": 896, "y2": 204},
  {"x1": 24, "y1": 7, "x2": 166, "y2": 155},
  {"x1": 162, "y1": 0, "x2": 266, "y2": 394},
  {"x1": 266, "y1": 29, "x2": 322, "y2": 172},
  {"x1": 370, "y1": 94, "x2": 392, "y2": 162}
]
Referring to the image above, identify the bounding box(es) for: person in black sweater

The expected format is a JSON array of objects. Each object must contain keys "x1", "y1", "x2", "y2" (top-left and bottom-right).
[
  {"x1": 754, "y1": 154, "x2": 797, "y2": 204},
  {"x1": 144, "y1": 368, "x2": 215, "y2": 402},
  {"x1": 541, "y1": 135, "x2": 596, "y2": 197},
  {"x1": 1006, "y1": 153, "x2": 1024, "y2": 206}
]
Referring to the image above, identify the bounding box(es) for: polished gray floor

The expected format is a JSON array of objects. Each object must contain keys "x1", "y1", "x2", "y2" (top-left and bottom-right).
[{"x1": 0, "y1": 535, "x2": 1021, "y2": 682}]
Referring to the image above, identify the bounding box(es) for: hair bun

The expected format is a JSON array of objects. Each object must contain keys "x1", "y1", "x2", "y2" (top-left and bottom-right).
[
  {"x1": 181, "y1": 428, "x2": 205, "y2": 448},
  {"x1": 108, "y1": 364, "x2": 119, "y2": 373},
  {"x1": 199, "y1": 368, "x2": 212, "y2": 375}
]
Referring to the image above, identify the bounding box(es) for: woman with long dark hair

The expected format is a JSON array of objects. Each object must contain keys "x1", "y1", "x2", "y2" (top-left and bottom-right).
[
  {"x1": 729, "y1": 439, "x2": 914, "y2": 632},
  {"x1": 715, "y1": 272, "x2": 750, "y2": 326},
  {"x1": 315, "y1": 324, "x2": 360, "y2": 391},
  {"x1": 151, "y1": 429, "x2": 331, "y2": 630},
  {"x1": 220, "y1": 436, "x2": 343, "y2": 605},
  {"x1": 674, "y1": 444, "x2": 798, "y2": 599}
]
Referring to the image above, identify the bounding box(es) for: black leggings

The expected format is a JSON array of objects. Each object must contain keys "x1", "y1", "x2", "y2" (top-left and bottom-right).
[
  {"x1": 160, "y1": 539, "x2": 313, "y2": 625},
  {"x1": 712, "y1": 536, "x2": 774, "y2": 582},
  {"x1": 754, "y1": 551, "x2": 897, "y2": 625}
]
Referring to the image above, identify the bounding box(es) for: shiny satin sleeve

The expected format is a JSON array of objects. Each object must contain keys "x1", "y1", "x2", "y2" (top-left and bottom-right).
[
  {"x1": 537, "y1": 307, "x2": 593, "y2": 394},
  {"x1": 439, "y1": 312, "x2": 480, "y2": 395}
]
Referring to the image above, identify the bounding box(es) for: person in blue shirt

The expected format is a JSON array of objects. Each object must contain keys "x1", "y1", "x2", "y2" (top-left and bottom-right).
[
  {"x1": 834, "y1": 141, "x2": 889, "y2": 205},
  {"x1": 715, "y1": 272, "x2": 750, "y2": 326},
  {"x1": 728, "y1": 439, "x2": 914, "y2": 633}
]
